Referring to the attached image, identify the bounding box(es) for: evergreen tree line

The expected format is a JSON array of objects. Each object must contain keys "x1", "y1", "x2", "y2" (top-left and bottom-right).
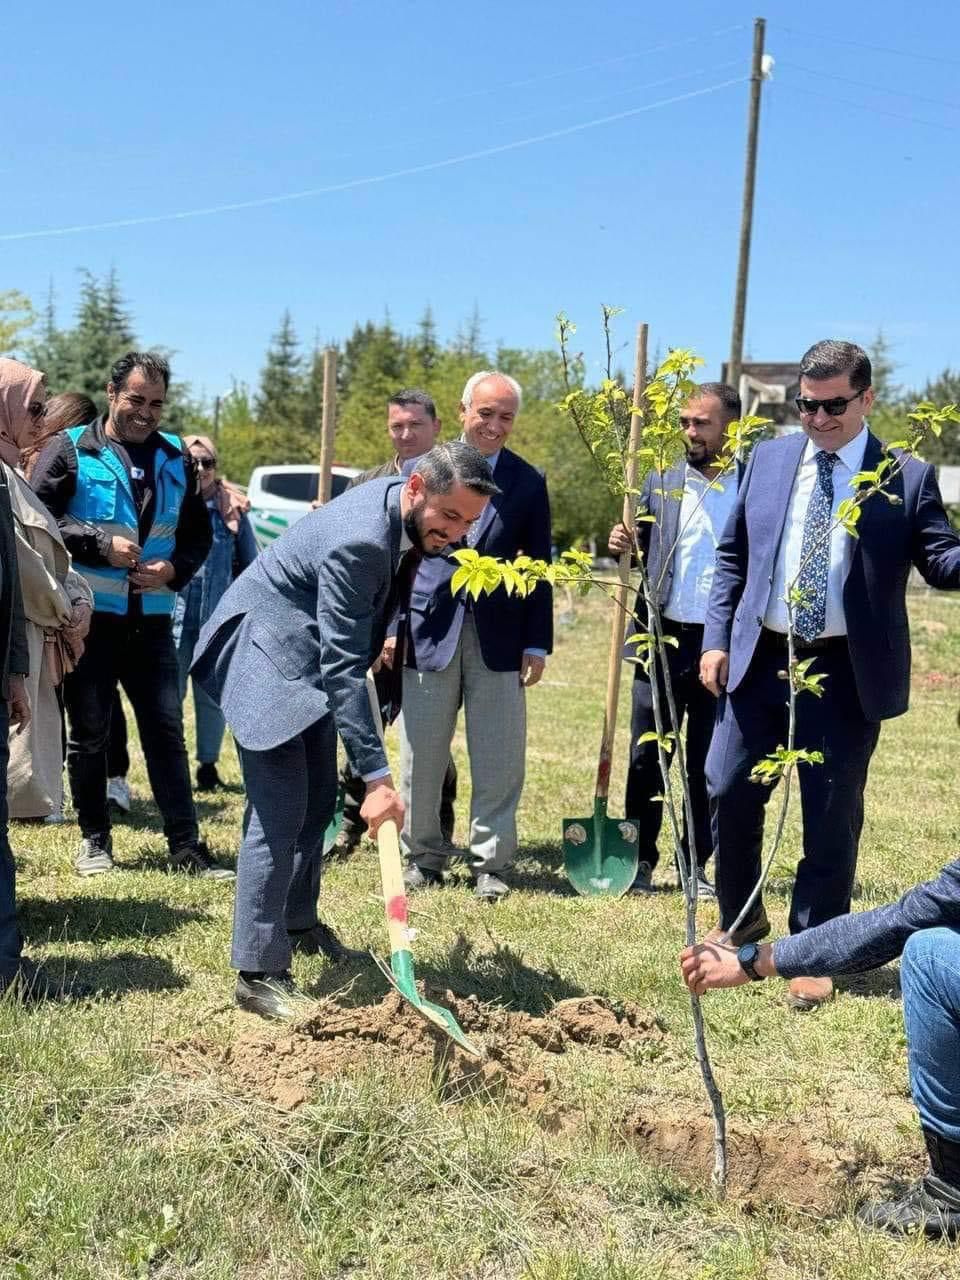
[{"x1": 4, "y1": 274, "x2": 957, "y2": 544}]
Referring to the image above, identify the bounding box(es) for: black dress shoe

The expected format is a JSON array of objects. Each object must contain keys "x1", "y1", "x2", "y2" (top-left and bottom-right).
[
  {"x1": 330, "y1": 827, "x2": 362, "y2": 859},
  {"x1": 195, "y1": 763, "x2": 223, "y2": 792},
  {"x1": 857, "y1": 1175, "x2": 960, "y2": 1238},
  {"x1": 403, "y1": 864, "x2": 444, "y2": 891},
  {"x1": 288, "y1": 922, "x2": 366, "y2": 963},
  {"x1": 474, "y1": 872, "x2": 510, "y2": 902},
  {"x1": 235, "y1": 971, "x2": 306, "y2": 1020}
]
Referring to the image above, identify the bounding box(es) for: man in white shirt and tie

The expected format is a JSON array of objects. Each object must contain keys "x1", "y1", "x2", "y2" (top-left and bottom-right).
[
  {"x1": 700, "y1": 339, "x2": 960, "y2": 1010},
  {"x1": 608, "y1": 383, "x2": 742, "y2": 898}
]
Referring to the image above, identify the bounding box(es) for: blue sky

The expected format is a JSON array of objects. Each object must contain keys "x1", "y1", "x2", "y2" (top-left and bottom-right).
[{"x1": 4, "y1": 0, "x2": 958, "y2": 402}]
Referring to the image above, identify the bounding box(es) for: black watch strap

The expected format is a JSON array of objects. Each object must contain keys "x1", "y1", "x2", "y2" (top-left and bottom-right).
[{"x1": 737, "y1": 942, "x2": 765, "y2": 982}]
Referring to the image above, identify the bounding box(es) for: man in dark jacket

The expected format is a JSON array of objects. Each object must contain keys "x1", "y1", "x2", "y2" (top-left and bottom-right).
[
  {"x1": 32, "y1": 351, "x2": 231, "y2": 881},
  {"x1": 681, "y1": 858, "x2": 960, "y2": 1239},
  {"x1": 607, "y1": 383, "x2": 742, "y2": 898},
  {"x1": 700, "y1": 340, "x2": 960, "y2": 1009}
]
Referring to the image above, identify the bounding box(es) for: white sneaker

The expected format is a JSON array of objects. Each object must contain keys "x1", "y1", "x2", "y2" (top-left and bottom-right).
[{"x1": 106, "y1": 777, "x2": 131, "y2": 814}]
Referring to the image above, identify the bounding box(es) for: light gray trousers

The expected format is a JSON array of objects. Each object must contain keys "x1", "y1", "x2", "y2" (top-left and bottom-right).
[{"x1": 399, "y1": 615, "x2": 526, "y2": 875}]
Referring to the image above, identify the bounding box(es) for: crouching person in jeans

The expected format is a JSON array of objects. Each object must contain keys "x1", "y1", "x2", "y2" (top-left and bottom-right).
[{"x1": 681, "y1": 858, "x2": 960, "y2": 1239}]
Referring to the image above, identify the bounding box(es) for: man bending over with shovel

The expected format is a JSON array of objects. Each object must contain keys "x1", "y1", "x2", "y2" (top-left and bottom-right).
[
  {"x1": 191, "y1": 442, "x2": 497, "y2": 1019},
  {"x1": 681, "y1": 858, "x2": 960, "y2": 1239}
]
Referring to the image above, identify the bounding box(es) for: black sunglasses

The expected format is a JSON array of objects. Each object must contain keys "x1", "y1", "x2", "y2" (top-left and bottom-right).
[
  {"x1": 27, "y1": 402, "x2": 46, "y2": 420},
  {"x1": 795, "y1": 391, "x2": 864, "y2": 418},
  {"x1": 196, "y1": 457, "x2": 216, "y2": 470}
]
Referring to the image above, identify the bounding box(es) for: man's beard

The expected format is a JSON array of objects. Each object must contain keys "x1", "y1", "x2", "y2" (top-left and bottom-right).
[
  {"x1": 686, "y1": 442, "x2": 719, "y2": 471},
  {"x1": 403, "y1": 509, "x2": 445, "y2": 557}
]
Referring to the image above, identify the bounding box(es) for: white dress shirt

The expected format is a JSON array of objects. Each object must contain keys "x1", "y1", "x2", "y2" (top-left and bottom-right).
[
  {"x1": 662, "y1": 466, "x2": 739, "y2": 625},
  {"x1": 763, "y1": 426, "x2": 870, "y2": 636}
]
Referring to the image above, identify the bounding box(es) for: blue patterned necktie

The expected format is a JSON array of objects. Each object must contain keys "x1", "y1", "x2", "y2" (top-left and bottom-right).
[{"x1": 793, "y1": 450, "x2": 839, "y2": 642}]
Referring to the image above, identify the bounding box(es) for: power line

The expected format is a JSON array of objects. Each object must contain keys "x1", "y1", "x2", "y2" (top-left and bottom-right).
[
  {"x1": 0, "y1": 76, "x2": 747, "y2": 244},
  {"x1": 777, "y1": 59, "x2": 960, "y2": 112},
  {"x1": 773, "y1": 23, "x2": 960, "y2": 70},
  {"x1": 409, "y1": 22, "x2": 749, "y2": 113},
  {"x1": 776, "y1": 82, "x2": 960, "y2": 133}
]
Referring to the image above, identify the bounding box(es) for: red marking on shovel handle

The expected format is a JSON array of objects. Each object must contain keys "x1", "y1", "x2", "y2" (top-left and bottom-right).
[
  {"x1": 387, "y1": 894, "x2": 408, "y2": 925},
  {"x1": 596, "y1": 757, "x2": 611, "y2": 788}
]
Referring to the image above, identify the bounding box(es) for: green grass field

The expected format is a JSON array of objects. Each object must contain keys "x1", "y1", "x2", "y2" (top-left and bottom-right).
[{"x1": 3, "y1": 589, "x2": 959, "y2": 1279}]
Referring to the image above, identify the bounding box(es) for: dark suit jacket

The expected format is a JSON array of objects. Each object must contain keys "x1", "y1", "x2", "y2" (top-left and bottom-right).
[
  {"x1": 773, "y1": 857, "x2": 960, "y2": 978},
  {"x1": 408, "y1": 448, "x2": 552, "y2": 673},
  {"x1": 0, "y1": 464, "x2": 28, "y2": 697},
  {"x1": 702, "y1": 431, "x2": 960, "y2": 720},
  {"x1": 192, "y1": 477, "x2": 404, "y2": 772}
]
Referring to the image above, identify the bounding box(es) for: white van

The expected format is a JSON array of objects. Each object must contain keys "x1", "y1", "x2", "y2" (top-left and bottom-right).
[{"x1": 247, "y1": 464, "x2": 362, "y2": 550}]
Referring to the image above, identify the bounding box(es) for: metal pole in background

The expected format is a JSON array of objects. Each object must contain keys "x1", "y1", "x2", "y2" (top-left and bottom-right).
[
  {"x1": 728, "y1": 17, "x2": 766, "y2": 389},
  {"x1": 317, "y1": 347, "x2": 337, "y2": 504},
  {"x1": 212, "y1": 394, "x2": 221, "y2": 446}
]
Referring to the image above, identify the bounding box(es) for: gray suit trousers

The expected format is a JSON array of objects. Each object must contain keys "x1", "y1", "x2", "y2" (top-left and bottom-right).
[
  {"x1": 231, "y1": 714, "x2": 337, "y2": 972},
  {"x1": 400, "y1": 614, "x2": 526, "y2": 874}
]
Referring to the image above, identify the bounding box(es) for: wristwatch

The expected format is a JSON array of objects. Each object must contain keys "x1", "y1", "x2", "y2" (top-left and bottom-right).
[{"x1": 737, "y1": 942, "x2": 765, "y2": 982}]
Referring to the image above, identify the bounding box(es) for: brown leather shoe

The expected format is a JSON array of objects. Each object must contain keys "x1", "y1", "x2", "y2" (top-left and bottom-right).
[
  {"x1": 786, "y1": 976, "x2": 834, "y2": 1011},
  {"x1": 703, "y1": 906, "x2": 770, "y2": 947}
]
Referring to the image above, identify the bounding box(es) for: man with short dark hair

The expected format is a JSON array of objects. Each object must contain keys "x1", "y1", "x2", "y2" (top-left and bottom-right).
[
  {"x1": 334, "y1": 389, "x2": 457, "y2": 856},
  {"x1": 608, "y1": 383, "x2": 742, "y2": 897},
  {"x1": 700, "y1": 339, "x2": 960, "y2": 1009},
  {"x1": 192, "y1": 441, "x2": 498, "y2": 1018},
  {"x1": 32, "y1": 352, "x2": 233, "y2": 881}
]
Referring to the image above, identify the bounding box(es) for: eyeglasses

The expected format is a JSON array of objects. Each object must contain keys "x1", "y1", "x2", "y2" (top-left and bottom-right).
[
  {"x1": 195, "y1": 457, "x2": 216, "y2": 470},
  {"x1": 27, "y1": 402, "x2": 46, "y2": 420},
  {"x1": 795, "y1": 391, "x2": 864, "y2": 418}
]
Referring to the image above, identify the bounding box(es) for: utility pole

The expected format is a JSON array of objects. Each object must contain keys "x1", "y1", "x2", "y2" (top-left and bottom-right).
[{"x1": 728, "y1": 17, "x2": 767, "y2": 390}]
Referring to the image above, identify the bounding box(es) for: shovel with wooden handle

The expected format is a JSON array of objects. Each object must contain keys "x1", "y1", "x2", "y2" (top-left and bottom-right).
[
  {"x1": 563, "y1": 324, "x2": 648, "y2": 897},
  {"x1": 365, "y1": 673, "x2": 481, "y2": 1056}
]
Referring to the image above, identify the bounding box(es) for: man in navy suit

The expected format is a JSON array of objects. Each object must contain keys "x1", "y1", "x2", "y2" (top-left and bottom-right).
[
  {"x1": 192, "y1": 443, "x2": 497, "y2": 1017},
  {"x1": 681, "y1": 856, "x2": 960, "y2": 1238},
  {"x1": 400, "y1": 372, "x2": 553, "y2": 901},
  {"x1": 700, "y1": 339, "x2": 960, "y2": 1009},
  {"x1": 608, "y1": 383, "x2": 742, "y2": 899}
]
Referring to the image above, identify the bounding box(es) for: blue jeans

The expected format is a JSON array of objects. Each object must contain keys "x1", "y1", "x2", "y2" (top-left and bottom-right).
[
  {"x1": 176, "y1": 620, "x2": 226, "y2": 765},
  {"x1": 901, "y1": 928, "x2": 960, "y2": 1142}
]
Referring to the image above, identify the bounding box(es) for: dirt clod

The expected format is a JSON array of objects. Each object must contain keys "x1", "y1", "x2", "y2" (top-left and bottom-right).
[{"x1": 162, "y1": 991, "x2": 663, "y2": 1114}]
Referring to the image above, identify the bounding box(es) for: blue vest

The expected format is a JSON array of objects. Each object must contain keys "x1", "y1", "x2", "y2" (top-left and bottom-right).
[{"x1": 64, "y1": 426, "x2": 187, "y2": 616}]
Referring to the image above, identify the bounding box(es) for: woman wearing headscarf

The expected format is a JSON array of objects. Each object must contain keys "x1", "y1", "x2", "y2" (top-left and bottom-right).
[
  {"x1": 0, "y1": 359, "x2": 94, "y2": 820},
  {"x1": 175, "y1": 435, "x2": 257, "y2": 791}
]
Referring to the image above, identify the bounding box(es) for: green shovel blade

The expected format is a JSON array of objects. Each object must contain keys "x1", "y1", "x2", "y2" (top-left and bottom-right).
[
  {"x1": 563, "y1": 797, "x2": 640, "y2": 897},
  {"x1": 321, "y1": 784, "x2": 346, "y2": 857},
  {"x1": 375, "y1": 949, "x2": 481, "y2": 1057}
]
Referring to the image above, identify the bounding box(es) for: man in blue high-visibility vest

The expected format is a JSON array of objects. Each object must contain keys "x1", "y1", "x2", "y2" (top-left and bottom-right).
[{"x1": 33, "y1": 351, "x2": 233, "y2": 880}]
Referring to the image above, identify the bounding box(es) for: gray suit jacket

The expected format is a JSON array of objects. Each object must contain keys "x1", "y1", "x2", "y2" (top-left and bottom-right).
[
  {"x1": 192, "y1": 477, "x2": 404, "y2": 771},
  {"x1": 774, "y1": 858, "x2": 960, "y2": 979}
]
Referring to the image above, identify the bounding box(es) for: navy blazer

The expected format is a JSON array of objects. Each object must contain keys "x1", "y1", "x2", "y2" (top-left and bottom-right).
[
  {"x1": 408, "y1": 447, "x2": 553, "y2": 673},
  {"x1": 773, "y1": 857, "x2": 960, "y2": 979},
  {"x1": 702, "y1": 431, "x2": 960, "y2": 721},
  {"x1": 192, "y1": 478, "x2": 404, "y2": 772}
]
